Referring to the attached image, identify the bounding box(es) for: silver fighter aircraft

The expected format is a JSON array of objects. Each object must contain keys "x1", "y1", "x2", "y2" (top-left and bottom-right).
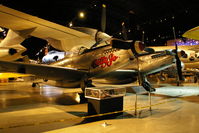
[
  {"x1": 0, "y1": 5, "x2": 178, "y2": 92},
  {"x1": 40, "y1": 48, "x2": 177, "y2": 91}
]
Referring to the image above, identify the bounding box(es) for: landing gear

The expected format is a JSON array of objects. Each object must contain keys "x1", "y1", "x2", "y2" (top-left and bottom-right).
[
  {"x1": 158, "y1": 74, "x2": 166, "y2": 81},
  {"x1": 79, "y1": 75, "x2": 95, "y2": 103},
  {"x1": 139, "y1": 75, "x2": 155, "y2": 92},
  {"x1": 32, "y1": 82, "x2": 40, "y2": 87},
  {"x1": 43, "y1": 79, "x2": 48, "y2": 82},
  {"x1": 80, "y1": 76, "x2": 95, "y2": 92},
  {"x1": 80, "y1": 79, "x2": 86, "y2": 92},
  {"x1": 194, "y1": 76, "x2": 198, "y2": 83},
  {"x1": 142, "y1": 81, "x2": 155, "y2": 92},
  {"x1": 86, "y1": 79, "x2": 95, "y2": 87},
  {"x1": 176, "y1": 81, "x2": 180, "y2": 86},
  {"x1": 79, "y1": 77, "x2": 90, "y2": 103}
]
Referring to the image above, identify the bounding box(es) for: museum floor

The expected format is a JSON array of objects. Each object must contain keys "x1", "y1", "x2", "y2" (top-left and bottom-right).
[{"x1": 0, "y1": 79, "x2": 199, "y2": 133}]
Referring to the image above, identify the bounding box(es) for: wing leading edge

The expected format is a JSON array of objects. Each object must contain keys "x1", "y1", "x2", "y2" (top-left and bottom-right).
[
  {"x1": 0, "y1": 60, "x2": 88, "y2": 81},
  {"x1": 0, "y1": 5, "x2": 96, "y2": 51}
]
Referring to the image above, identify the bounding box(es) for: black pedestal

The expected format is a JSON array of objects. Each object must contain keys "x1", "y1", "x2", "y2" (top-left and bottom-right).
[{"x1": 87, "y1": 96, "x2": 123, "y2": 119}]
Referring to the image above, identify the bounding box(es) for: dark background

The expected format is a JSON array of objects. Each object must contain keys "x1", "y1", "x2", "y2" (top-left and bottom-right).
[{"x1": 1, "y1": 0, "x2": 199, "y2": 58}]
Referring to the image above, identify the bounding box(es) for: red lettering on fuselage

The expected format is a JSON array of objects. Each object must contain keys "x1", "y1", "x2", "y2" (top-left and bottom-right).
[{"x1": 93, "y1": 53, "x2": 118, "y2": 68}]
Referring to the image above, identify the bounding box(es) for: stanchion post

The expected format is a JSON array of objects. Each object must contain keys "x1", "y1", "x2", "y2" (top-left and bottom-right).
[
  {"x1": 134, "y1": 93, "x2": 137, "y2": 116},
  {"x1": 149, "y1": 91, "x2": 152, "y2": 111}
]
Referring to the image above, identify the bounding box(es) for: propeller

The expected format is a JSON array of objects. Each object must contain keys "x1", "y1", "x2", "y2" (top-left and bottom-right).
[
  {"x1": 121, "y1": 15, "x2": 156, "y2": 91},
  {"x1": 172, "y1": 27, "x2": 183, "y2": 85}
]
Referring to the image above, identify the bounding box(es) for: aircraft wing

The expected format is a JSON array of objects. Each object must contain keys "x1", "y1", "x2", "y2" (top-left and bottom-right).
[
  {"x1": 0, "y1": 60, "x2": 88, "y2": 81},
  {"x1": 93, "y1": 69, "x2": 138, "y2": 84},
  {"x1": 0, "y1": 5, "x2": 96, "y2": 51},
  {"x1": 188, "y1": 47, "x2": 199, "y2": 52},
  {"x1": 150, "y1": 45, "x2": 199, "y2": 52},
  {"x1": 0, "y1": 72, "x2": 32, "y2": 79},
  {"x1": 183, "y1": 26, "x2": 199, "y2": 40}
]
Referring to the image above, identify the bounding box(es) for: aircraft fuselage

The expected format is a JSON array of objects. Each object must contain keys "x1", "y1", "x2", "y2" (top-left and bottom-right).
[
  {"x1": 51, "y1": 45, "x2": 134, "y2": 78},
  {"x1": 129, "y1": 51, "x2": 175, "y2": 74}
]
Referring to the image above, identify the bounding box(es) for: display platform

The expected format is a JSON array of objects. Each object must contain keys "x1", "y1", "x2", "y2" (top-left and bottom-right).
[
  {"x1": 85, "y1": 86, "x2": 126, "y2": 100},
  {"x1": 85, "y1": 86, "x2": 126, "y2": 119}
]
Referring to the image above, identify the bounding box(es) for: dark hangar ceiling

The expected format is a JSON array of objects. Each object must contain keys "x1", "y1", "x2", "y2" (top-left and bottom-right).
[{"x1": 1, "y1": 0, "x2": 199, "y2": 46}]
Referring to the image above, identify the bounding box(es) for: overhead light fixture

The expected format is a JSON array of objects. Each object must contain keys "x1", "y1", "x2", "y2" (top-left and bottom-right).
[
  {"x1": 79, "y1": 11, "x2": 85, "y2": 19},
  {"x1": 102, "y1": 4, "x2": 106, "y2": 8}
]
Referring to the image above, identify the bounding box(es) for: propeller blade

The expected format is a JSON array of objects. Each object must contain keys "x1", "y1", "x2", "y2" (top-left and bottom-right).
[
  {"x1": 101, "y1": 4, "x2": 106, "y2": 32},
  {"x1": 175, "y1": 43, "x2": 183, "y2": 82},
  {"x1": 172, "y1": 27, "x2": 183, "y2": 84}
]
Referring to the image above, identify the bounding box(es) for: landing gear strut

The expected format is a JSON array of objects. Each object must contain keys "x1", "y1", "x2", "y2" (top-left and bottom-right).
[
  {"x1": 80, "y1": 77, "x2": 95, "y2": 92},
  {"x1": 142, "y1": 81, "x2": 155, "y2": 92},
  {"x1": 32, "y1": 82, "x2": 40, "y2": 87},
  {"x1": 80, "y1": 79, "x2": 86, "y2": 92},
  {"x1": 140, "y1": 75, "x2": 156, "y2": 92},
  {"x1": 79, "y1": 77, "x2": 93, "y2": 103}
]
